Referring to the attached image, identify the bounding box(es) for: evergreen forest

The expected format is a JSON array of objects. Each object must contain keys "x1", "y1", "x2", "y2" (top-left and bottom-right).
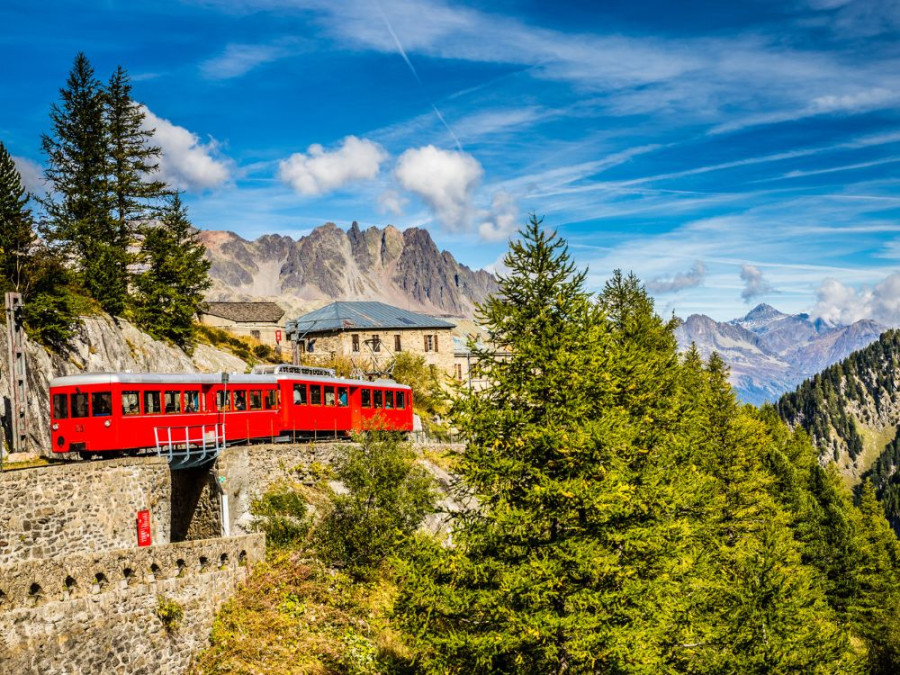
[{"x1": 197, "y1": 217, "x2": 900, "y2": 674}]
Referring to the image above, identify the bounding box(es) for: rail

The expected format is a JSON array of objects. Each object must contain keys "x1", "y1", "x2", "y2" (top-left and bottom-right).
[{"x1": 153, "y1": 423, "x2": 225, "y2": 469}]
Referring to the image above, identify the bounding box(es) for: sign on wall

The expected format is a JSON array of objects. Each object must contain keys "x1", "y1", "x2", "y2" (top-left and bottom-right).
[{"x1": 137, "y1": 510, "x2": 152, "y2": 547}]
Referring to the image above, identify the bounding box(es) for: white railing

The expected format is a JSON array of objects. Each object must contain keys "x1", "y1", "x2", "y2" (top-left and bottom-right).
[{"x1": 153, "y1": 423, "x2": 225, "y2": 469}]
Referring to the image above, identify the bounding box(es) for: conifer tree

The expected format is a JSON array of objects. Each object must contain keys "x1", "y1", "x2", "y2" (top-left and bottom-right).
[
  {"x1": 40, "y1": 52, "x2": 124, "y2": 314},
  {"x1": 0, "y1": 141, "x2": 80, "y2": 348},
  {"x1": 131, "y1": 193, "x2": 210, "y2": 350}
]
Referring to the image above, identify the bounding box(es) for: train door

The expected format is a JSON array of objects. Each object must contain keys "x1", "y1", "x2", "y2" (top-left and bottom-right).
[{"x1": 349, "y1": 385, "x2": 362, "y2": 432}]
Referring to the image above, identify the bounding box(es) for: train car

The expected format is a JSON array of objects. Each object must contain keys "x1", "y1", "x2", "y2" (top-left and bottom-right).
[
  {"x1": 49, "y1": 372, "x2": 279, "y2": 456},
  {"x1": 49, "y1": 367, "x2": 415, "y2": 458}
]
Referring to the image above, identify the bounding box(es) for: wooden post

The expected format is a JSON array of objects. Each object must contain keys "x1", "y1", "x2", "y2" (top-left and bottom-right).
[{"x1": 5, "y1": 292, "x2": 26, "y2": 455}]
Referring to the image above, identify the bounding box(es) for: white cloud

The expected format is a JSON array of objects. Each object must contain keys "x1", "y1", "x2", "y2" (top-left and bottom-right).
[
  {"x1": 477, "y1": 190, "x2": 518, "y2": 242},
  {"x1": 740, "y1": 263, "x2": 772, "y2": 301},
  {"x1": 279, "y1": 136, "x2": 387, "y2": 196},
  {"x1": 141, "y1": 106, "x2": 232, "y2": 191},
  {"x1": 395, "y1": 145, "x2": 483, "y2": 230},
  {"x1": 377, "y1": 189, "x2": 408, "y2": 216},
  {"x1": 200, "y1": 42, "x2": 296, "y2": 80},
  {"x1": 812, "y1": 273, "x2": 900, "y2": 325},
  {"x1": 12, "y1": 156, "x2": 46, "y2": 195},
  {"x1": 647, "y1": 260, "x2": 705, "y2": 294}
]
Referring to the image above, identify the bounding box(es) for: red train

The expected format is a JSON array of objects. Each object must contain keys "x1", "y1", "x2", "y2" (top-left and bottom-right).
[{"x1": 49, "y1": 365, "x2": 413, "y2": 463}]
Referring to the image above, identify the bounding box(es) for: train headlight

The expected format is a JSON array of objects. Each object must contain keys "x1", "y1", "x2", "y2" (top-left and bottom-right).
[
  {"x1": 52, "y1": 423, "x2": 59, "y2": 431},
  {"x1": 104, "y1": 420, "x2": 111, "y2": 428}
]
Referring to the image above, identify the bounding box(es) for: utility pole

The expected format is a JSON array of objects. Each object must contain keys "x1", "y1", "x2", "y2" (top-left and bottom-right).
[{"x1": 5, "y1": 292, "x2": 27, "y2": 456}]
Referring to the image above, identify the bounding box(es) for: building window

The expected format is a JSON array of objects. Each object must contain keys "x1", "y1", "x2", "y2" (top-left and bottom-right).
[
  {"x1": 433, "y1": 334, "x2": 439, "y2": 352},
  {"x1": 455, "y1": 363, "x2": 463, "y2": 381},
  {"x1": 372, "y1": 335, "x2": 381, "y2": 352},
  {"x1": 251, "y1": 330, "x2": 261, "y2": 340},
  {"x1": 306, "y1": 339, "x2": 315, "y2": 353},
  {"x1": 352, "y1": 334, "x2": 360, "y2": 352},
  {"x1": 394, "y1": 334, "x2": 402, "y2": 352},
  {"x1": 424, "y1": 335, "x2": 434, "y2": 352}
]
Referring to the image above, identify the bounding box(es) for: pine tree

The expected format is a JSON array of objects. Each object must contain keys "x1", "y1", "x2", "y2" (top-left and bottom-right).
[
  {"x1": 0, "y1": 141, "x2": 34, "y2": 293},
  {"x1": 40, "y1": 53, "x2": 123, "y2": 314},
  {"x1": 131, "y1": 193, "x2": 210, "y2": 351},
  {"x1": 0, "y1": 141, "x2": 80, "y2": 348}
]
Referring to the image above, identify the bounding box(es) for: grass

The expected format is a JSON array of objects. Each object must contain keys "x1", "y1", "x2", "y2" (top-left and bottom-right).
[
  {"x1": 1, "y1": 456, "x2": 51, "y2": 471},
  {"x1": 195, "y1": 324, "x2": 286, "y2": 367},
  {"x1": 850, "y1": 418, "x2": 898, "y2": 485},
  {"x1": 190, "y1": 552, "x2": 415, "y2": 675}
]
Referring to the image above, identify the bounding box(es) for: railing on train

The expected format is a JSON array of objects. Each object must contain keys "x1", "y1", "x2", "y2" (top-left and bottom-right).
[{"x1": 153, "y1": 423, "x2": 225, "y2": 469}]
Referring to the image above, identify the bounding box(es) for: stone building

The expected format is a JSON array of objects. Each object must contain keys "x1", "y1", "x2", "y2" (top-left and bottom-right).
[
  {"x1": 198, "y1": 301, "x2": 286, "y2": 347},
  {"x1": 286, "y1": 301, "x2": 455, "y2": 375}
]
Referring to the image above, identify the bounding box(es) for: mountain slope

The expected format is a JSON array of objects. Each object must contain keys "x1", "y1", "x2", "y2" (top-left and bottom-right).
[
  {"x1": 200, "y1": 223, "x2": 497, "y2": 319},
  {"x1": 776, "y1": 330, "x2": 900, "y2": 482},
  {"x1": 676, "y1": 303, "x2": 885, "y2": 405}
]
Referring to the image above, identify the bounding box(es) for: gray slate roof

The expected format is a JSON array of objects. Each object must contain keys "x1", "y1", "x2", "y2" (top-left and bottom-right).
[
  {"x1": 287, "y1": 301, "x2": 455, "y2": 336},
  {"x1": 201, "y1": 301, "x2": 285, "y2": 323}
]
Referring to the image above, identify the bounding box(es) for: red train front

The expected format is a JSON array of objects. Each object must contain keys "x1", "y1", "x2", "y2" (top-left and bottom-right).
[{"x1": 49, "y1": 367, "x2": 414, "y2": 458}]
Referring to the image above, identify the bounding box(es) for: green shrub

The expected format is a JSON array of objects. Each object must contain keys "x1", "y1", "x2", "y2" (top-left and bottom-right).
[
  {"x1": 251, "y1": 484, "x2": 311, "y2": 550},
  {"x1": 156, "y1": 595, "x2": 184, "y2": 632},
  {"x1": 316, "y1": 432, "x2": 436, "y2": 579}
]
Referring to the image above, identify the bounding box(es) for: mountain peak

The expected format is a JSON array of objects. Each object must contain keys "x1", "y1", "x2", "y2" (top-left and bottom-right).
[{"x1": 743, "y1": 303, "x2": 785, "y2": 322}]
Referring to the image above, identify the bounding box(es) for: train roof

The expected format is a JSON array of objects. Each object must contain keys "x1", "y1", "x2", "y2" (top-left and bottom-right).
[
  {"x1": 49, "y1": 372, "x2": 273, "y2": 387},
  {"x1": 50, "y1": 371, "x2": 412, "y2": 390}
]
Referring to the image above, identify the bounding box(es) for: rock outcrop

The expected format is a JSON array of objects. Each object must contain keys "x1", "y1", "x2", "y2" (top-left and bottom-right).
[
  {"x1": 200, "y1": 222, "x2": 497, "y2": 318},
  {"x1": 0, "y1": 315, "x2": 247, "y2": 457}
]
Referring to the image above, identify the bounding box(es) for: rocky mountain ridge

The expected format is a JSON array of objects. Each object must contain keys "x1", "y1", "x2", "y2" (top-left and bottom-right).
[
  {"x1": 200, "y1": 223, "x2": 498, "y2": 319},
  {"x1": 676, "y1": 303, "x2": 885, "y2": 405}
]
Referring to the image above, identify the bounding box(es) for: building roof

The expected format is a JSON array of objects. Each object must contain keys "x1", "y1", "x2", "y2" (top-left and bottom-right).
[
  {"x1": 287, "y1": 301, "x2": 455, "y2": 336},
  {"x1": 201, "y1": 301, "x2": 285, "y2": 323}
]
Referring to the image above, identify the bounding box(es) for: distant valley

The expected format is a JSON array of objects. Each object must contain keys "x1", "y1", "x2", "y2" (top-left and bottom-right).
[{"x1": 676, "y1": 303, "x2": 885, "y2": 405}]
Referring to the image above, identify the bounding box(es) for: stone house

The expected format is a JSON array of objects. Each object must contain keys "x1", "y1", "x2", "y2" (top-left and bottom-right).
[
  {"x1": 285, "y1": 301, "x2": 455, "y2": 375},
  {"x1": 198, "y1": 302, "x2": 286, "y2": 347}
]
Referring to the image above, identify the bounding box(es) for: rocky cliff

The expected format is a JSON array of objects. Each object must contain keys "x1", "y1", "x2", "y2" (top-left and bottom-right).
[
  {"x1": 0, "y1": 315, "x2": 246, "y2": 457},
  {"x1": 200, "y1": 222, "x2": 497, "y2": 318},
  {"x1": 676, "y1": 303, "x2": 885, "y2": 405}
]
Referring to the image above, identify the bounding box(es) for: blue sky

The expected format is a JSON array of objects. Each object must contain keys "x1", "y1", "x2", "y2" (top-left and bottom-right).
[{"x1": 2, "y1": 0, "x2": 900, "y2": 322}]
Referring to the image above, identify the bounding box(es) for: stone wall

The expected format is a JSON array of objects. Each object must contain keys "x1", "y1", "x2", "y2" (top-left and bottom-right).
[
  {"x1": 0, "y1": 534, "x2": 264, "y2": 674},
  {"x1": 0, "y1": 457, "x2": 171, "y2": 566}
]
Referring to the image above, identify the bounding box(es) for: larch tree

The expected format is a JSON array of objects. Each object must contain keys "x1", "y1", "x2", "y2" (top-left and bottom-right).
[{"x1": 131, "y1": 192, "x2": 210, "y2": 350}]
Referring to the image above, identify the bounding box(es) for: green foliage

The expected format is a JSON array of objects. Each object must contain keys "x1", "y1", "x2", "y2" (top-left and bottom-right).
[
  {"x1": 130, "y1": 193, "x2": 211, "y2": 351},
  {"x1": 250, "y1": 483, "x2": 311, "y2": 550},
  {"x1": 156, "y1": 595, "x2": 184, "y2": 632},
  {"x1": 866, "y1": 426, "x2": 900, "y2": 532},
  {"x1": 0, "y1": 140, "x2": 82, "y2": 349},
  {"x1": 391, "y1": 351, "x2": 449, "y2": 437},
  {"x1": 317, "y1": 431, "x2": 436, "y2": 579},
  {"x1": 394, "y1": 215, "x2": 863, "y2": 673}
]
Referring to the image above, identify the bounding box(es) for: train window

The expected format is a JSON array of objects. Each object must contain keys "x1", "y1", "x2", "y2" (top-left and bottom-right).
[
  {"x1": 324, "y1": 386, "x2": 335, "y2": 406},
  {"x1": 265, "y1": 390, "x2": 278, "y2": 409},
  {"x1": 293, "y1": 384, "x2": 307, "y2": 405},
  {"x1": 384, "y1": 391, "x2": 394, "y2": 409},
  {"x1": 144, "y1": 391, "x2": 162, "y2": 415},
  {"x1": 92, "y1": 392, "x2": 112, "y2": 417},
  {"x1": 361, "y1": 388, "x2": 371, "y2": 408},
  {"x1": 184, "y1": 391, "x2": 200, "y2": 413},
  {"x1": 338, "y1": 387, "x2": 349, "y2": 407},
  {"x1": 374, "y1": 390, "x2": 383, "y2": 408},
  {"x1": 234, "y1": 391, "x2": 247, "y2": 411},
  {"x1": 164, "y1": 391, "x2": 181, "y2": 414},
  {"x1": 396, "y1": 391, "x2": 405, "y2": 409},
  {"x1": 216, "y1": 390, "x2": 230, "y2": 411},
  {"x1": 310, "y1": 385, "x2": 322, "y2": 405},
  {"x1": 249, "y1": 390, "x2": 262, "y2": 411},
  {"x1": 122, "y1": 391, "x2": 140, "y2": 416},
  {"x1": 53, "y1": 394, "x2": 68, "y2": 419},
  {"x1": 71, "y1": 393, "x2": 89, "y2": 418}
]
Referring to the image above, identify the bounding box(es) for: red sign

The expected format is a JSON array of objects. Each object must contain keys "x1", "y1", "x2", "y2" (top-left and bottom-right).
[
  {"x1": 275, "y1": 330, "x2": 282, "y2": 344},
  {"x1": 137, "y1": 510, "x2": 152, "y2": 547}
]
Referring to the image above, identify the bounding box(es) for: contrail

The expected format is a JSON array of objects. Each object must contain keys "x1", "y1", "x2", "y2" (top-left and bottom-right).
[{"x1": 377, "y1": 3, "x2": 463, "y2": 152}]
